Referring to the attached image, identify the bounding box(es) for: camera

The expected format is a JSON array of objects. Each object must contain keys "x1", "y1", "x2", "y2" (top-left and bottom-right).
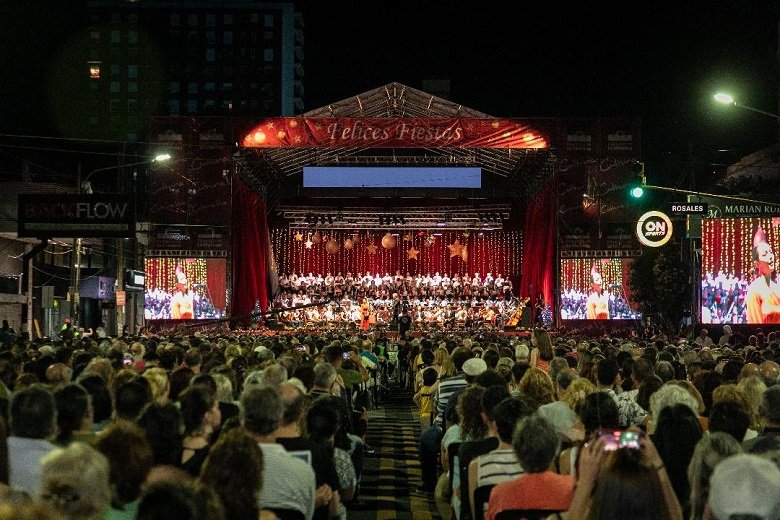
[{"x1": 595, "y1": 429, "x2": 640, "y2": 451}]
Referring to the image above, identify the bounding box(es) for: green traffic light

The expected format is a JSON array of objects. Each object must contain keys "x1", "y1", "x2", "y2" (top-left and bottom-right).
[{"x1": 630, "y1": 186, "x2": 644, "y2": 198}]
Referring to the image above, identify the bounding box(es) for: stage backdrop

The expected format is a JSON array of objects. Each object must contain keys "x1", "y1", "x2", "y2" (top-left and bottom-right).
[{"x1": 271, "y1": 229, "x2": 521, "y2": 285}]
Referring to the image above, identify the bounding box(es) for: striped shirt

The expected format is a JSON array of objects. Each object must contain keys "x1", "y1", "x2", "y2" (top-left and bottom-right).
[
  {"x1": 258, "y1": 443, "x2": 316, "y2": 520},
  {"x1": 476, "y1": 448, "x2": 524, "y2": 487},
  {"x1": 434, "y1": 373, "x2": 467, "y2": 428}
]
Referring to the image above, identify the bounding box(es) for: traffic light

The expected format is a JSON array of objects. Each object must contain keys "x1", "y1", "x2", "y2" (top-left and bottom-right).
[{"x1": 629, "y1": 161, "x2": 646, "y2": 199}]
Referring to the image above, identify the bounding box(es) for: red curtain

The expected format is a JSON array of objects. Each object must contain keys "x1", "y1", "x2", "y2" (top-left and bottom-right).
[
  {"x1": 231, "y1": 182, "x2": 270, "y2": 322},
  {"x1": 521, "y1": 176, "x2": 558, "y2": 306},
  {"x1": 206, "y1": 259, "x2": 226, "y2": 310}
]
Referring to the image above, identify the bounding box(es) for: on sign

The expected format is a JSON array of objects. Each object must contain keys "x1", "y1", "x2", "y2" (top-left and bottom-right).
[{"x1": 636, "y1": 210, "x2": 673, "y2": 247}]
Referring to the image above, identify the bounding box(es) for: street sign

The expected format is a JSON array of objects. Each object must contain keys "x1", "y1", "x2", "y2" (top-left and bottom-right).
[
  {"x1": 116, "y1": 291, "x2": 126, "y2": 306},
  {"x1": 667, "y1": 202, "x2": 708, "y2": 215}
]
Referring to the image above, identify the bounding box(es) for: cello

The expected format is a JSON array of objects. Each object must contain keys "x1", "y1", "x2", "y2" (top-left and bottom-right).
[{"x1": 505, "y1": 297, "x2": 530, "y2": 329}]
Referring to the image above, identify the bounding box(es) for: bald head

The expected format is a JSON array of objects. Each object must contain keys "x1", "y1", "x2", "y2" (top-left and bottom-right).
[
  {"x1": 759, "y1": 361, "x2": 780, "y2": 387},
  {"x1": 279, "y1": 381, "x2": 305, "y2": 427},
  {"x1": 739, "y1": 363, "x2": 760, "y2": 382}
]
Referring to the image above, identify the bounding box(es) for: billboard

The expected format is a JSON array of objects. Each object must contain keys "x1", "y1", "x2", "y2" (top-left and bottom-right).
[
  {"x1": 144, "y1": 257, "x2": 227, "y2": 320},
  {"x1": 560, "y1": 258, "x2": 641, "y2": 320},
  {"x1": 18, "y1": 194, "x2": 134, "y2": 238}
]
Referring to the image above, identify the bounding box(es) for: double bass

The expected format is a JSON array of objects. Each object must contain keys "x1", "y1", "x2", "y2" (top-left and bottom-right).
[{"x1": 505, "y1": 297, "x2": 531, "y2": 329}]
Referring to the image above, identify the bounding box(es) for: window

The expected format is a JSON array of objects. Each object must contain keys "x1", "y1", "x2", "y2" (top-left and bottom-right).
[
  {"x1": 223, "y1": 31, "x2": 233, "y2": 44},
  {"x1": 264, "y1": 14, "x2": 274, "y2": 27},
  {"x1": 90, "y1": 30, "x2": 100, "y2": 40},
  {"x1": 111, "y1": 64, "x2": 120, "y2": 76},
  {"x1": 187, "y1": 99, "x2": 198, "y2": 113},
  {"x1": 205, "y1": 48, "x2": 215, "y2": 61},
  {"x1": 110, "y1": 81, "x2": 120, "y2": 93},
  {"x1": 168, "y1": 100, "x2": 180, "y2": 114},
  {"x1": 187, "y1": 82, "x2": 197, "y2": 94},
  {"x1": 110, "y1": 30, "x2": 120, "y2": 43},
  {"x1": 128, "y1": 31, "x2": 138, "y2": 44},
  {"x1": 88, "y1": 62, "x2": 101, "y2": 79},
  {"x1": 169, "y1": 82, "x2": 180, "y2": 93},
  {"x1": 188, "y1": 14, "x2": 198, "y2": 27},
  {"x1": 110, "y1": 99, "x2": 121, "y2": 113},
  {"x1": 206, "y1": 14, "x2": 215, "y2": 27},
  {"x1": 223, "y1": 14, "x2": 233, "y2": 24},
  {"x1": 128, "y1": 64, "x2": 138, "y2": 78},
  {"x1": 204, "y1": 82, "x2": 215, "y2": 92},
  {"x1": 171, "y1": 13, "x2": 181, "y2": 26},
  {"x1": 264, "y1": 48, "x2": 274, "y2": 62},
  {"x1": 128, "y1": 82, "x2": 138, "y2": 93}
]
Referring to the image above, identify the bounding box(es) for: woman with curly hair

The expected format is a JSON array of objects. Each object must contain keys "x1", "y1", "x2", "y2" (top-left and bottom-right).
[
  {"x1": 517, "y1": 367, "x2": 556, "y2": 408},
  {"x1": 198, "y1": 428, "x2": 275, "y2": 520}
]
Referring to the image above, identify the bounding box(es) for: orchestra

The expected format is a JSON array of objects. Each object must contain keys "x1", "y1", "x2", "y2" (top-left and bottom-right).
[{"x1": 270, "y1": 270, "x2": 520, "y2": 332}]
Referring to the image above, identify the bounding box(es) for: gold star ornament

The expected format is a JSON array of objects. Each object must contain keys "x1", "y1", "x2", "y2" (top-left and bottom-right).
[
  {"x1": 403, "y1": 233, "x2": 413, "y2": 242},
  {"x1": 448, "y1": 240, "x2": 465, "y2": 258},
  {"x1": 294, "y1": 231, "x2": 304, "y2": 241},
  {"x1": 407, "y1": 247, "x2": 419, "y2": 260},
  {"x1": 366, "y1": 243, "x2": 378, "y2": 255}
]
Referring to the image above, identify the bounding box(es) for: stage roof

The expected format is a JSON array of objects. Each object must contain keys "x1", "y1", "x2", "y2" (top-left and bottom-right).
[{"x1": 234, "y1": 82, "x2": 557, "y2": 230}]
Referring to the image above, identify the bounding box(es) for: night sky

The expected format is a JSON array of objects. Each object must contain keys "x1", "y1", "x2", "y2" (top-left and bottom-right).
[{"x1": 1, "y1": 1, "x2": 779, "y2": 187}]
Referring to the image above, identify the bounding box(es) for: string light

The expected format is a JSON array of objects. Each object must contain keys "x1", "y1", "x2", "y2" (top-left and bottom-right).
[{"x1": 271, "y1": 229, "x2": 522, "y2": 281}]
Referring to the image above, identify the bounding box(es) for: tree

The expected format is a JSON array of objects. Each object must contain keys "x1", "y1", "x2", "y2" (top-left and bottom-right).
[{"x1": 628, "y1": 244, "x2": 691, "y2": 335}]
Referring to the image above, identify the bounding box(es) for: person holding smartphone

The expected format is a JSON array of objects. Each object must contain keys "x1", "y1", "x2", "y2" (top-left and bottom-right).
[{"x1": 565, "y1": 430, "x2": 683, "y2": 520}]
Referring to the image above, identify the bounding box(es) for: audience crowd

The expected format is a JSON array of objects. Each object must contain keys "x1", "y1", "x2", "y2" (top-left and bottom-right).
[{"x1": 0, "y1": 320, "x2": 778, "y2": 520}]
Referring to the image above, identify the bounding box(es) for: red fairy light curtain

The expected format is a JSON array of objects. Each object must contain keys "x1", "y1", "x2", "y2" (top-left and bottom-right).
[
  {"x1": 272, "y1": 229, "x2": 522, "y2": 284},
  {"x1": 702, "y1": 217, "x2": 780, "y2": 280}
]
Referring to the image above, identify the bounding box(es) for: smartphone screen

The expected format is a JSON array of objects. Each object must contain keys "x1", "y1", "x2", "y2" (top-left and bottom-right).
[
  {"x1": 343, "y1": 352, "x2": 350, "y2": 360},
  {"x1": 597, "y1": 429, "x2": 640, "y2": 451}
]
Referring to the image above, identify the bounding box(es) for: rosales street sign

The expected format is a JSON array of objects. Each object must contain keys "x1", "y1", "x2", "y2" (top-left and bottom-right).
[
  {"x1": 667, "y1": 202, "x2": 708, "y2": 215},
  {"x1": 636, "y1": 210, "x2": 673, "y2": 247}
]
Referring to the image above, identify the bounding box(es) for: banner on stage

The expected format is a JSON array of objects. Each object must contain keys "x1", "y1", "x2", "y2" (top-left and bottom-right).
[{"x1": 242, "y1": 117, "x2": 548, "y2": 149}]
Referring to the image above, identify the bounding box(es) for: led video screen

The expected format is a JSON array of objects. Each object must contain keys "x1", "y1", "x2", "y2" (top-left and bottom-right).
[
  {"x1": 701, "y1": 218, "x2": 779, "y2": 324},
  {"x1": 560, "y1": 258, "x2": 641, "y2": 320},
  {"x1": 144, "y1": 257, "x2": 227, "y2": 320}
]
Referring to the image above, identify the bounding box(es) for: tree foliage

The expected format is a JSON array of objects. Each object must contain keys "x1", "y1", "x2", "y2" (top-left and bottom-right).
[{"x1": 628, "y1": 244, "x2": 691, "y2": 334}]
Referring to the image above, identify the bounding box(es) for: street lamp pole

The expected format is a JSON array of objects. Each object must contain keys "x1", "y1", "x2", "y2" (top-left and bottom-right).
[{"x1": 76, "y1": 153, "x2": 171, "y2": 336}]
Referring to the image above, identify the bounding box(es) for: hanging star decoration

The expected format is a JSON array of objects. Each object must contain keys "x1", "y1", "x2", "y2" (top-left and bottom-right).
[
  {"x1": 294, "y1": 231, "x2": 304, "y2": 241},
  {"x1": 305, "y1": 238, "x2": 313, "y2": 249},
  {"x1": 407, "y1": 247, "x2": 419, "y2": 260},
  {"x1": 448, "y1": 239, "x2": 465, "y2": 258},
  {"x1": 404, "y1": 233, "x2": 413, "y2": 242},
  {"x1": 366, "y1": 243, "x2": 378, "y2": 255}
]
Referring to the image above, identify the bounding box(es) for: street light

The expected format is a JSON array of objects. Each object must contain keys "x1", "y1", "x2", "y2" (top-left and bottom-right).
[
  {"x1": 72, "y1": 153, "x2": 172, "y2": 335},
  {"x1": 713, "y1": 92, "x2": 780, "y2": 121},
  {"x1": 82, "y1": 153, "x2": 172, "y2": 193}
]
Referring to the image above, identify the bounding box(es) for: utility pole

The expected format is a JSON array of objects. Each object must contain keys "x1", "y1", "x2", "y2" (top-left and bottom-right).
[{"x1": 70, "y1": 162, "x2": 83, "y2": 326}]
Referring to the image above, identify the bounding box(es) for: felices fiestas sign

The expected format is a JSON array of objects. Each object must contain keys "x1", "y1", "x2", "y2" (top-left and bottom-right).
[
  {"x1": 242, "y1": 117, "x2": 549, "y2": 149},
  {"x1": 636, "y1": 210, "x2": 673, "y2": 247},
  {"x1": 18, "y1": 194, "x2": 135, "y2": 238}
]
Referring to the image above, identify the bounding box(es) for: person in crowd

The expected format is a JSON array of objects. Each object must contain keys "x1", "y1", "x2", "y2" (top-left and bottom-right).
[
  {"x1": 178, "y1": 385, "x2": 221, "y2": 477},
  {"x1": 114, "y1": 380, "x2": 152, "y2": 423},
  {"x1": 39, "y1": 442, "x2": 112, "y2": 520},
  {"x1": 137, "y1": 401, "x2": 184, "y2": 467},
  {"x1": 276, "y1": 381, "x2": 342, "y2": 520},
  {"x1": 199, "y1": 427, "x2": 277, "y2": 520},
  {"x1": 467, "y1": 395, "x2": 535, "y2": 519},
  {"x1": 743, "y1": 384, "x2": 780, "y2": 451},
  {"x1": 529, "y1": 328, "x2": 554, "y2": 373},
  {"x1": 594, "y1": 359, "x2": 647, "y2": 428},
  {"x1": 486, "y1": 414, "x2": 575, "y2": 519},
  {"x1": 241, "y1": 385, "x2": 316, "y2": 519},
  {"x1": 136, "y1": 480, "x2": 224, "y2": 520},
  {"x1": 687, "y1": 432, "x2": 743, "y2": 520},
  {"x1": 566, "y1": 430, "x2": 683, "y2": 520},
  {"x1": 95, "y1": 422, "x2": 154, "y2": 520},
  {"x1": 706, "y1": 454, "x2": 780, "y2": 520},
  {"x1": 77, "y1": 374, "x2": 113, "y2": 432},
  {"x1": 413, "y1": 367, "x2": 439, "y2": 429},
  {"x1": 418, "y1": 346, "x2": 473, "y2": 494},
  {"x1": 8, "y1": 384, "x2": 58, "y2": 497},
  {"x1": 53, "y1": 383, "x2": 94, "y2": 446}
]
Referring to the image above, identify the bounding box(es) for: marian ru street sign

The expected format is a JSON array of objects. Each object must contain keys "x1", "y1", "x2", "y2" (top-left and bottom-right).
[{"x1": 18, "y1": 194, "x2": 135, "y2": 238}]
